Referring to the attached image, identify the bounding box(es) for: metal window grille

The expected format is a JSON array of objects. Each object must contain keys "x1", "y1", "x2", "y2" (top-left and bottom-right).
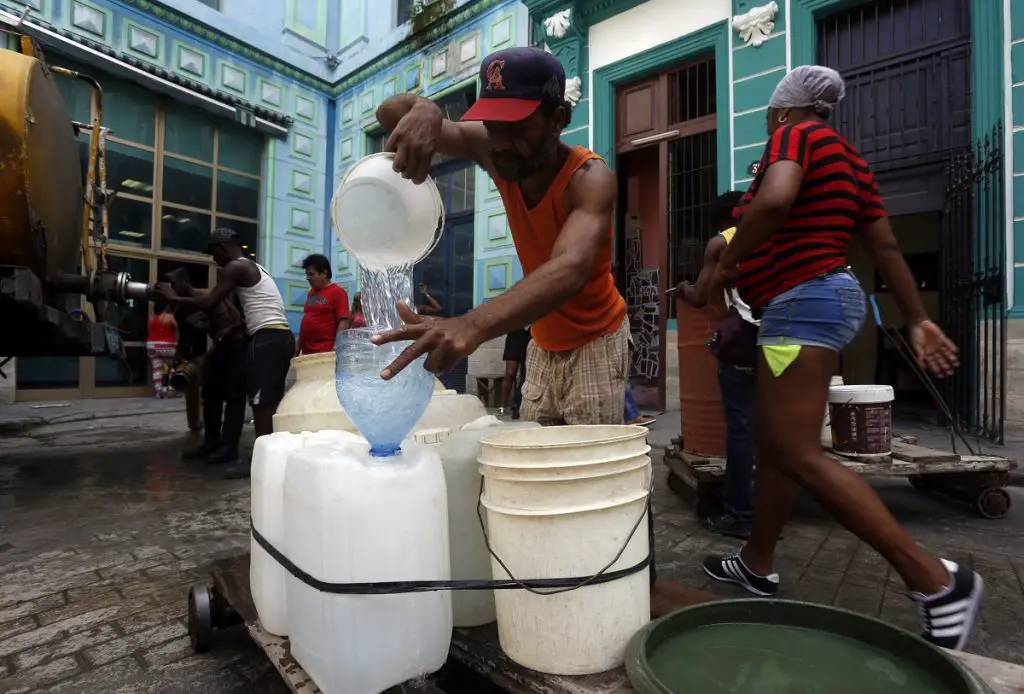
[
  {"x1": 818, "y1": 0, "x2": 971, "y2": 173},
  {"x1": 665, "y1": 57, "x2": 718, "y2": 320}
]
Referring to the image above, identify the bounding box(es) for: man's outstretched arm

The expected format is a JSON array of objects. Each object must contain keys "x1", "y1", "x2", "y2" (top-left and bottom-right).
[
  {"x1": 371, "y1": 160, "x2": 618, "y2": 378},
  {"x1": 154, "y1": 262, "x2": 241, "y2": 311}
]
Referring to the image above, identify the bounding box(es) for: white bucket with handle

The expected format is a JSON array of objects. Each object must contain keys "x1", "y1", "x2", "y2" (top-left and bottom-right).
[
  {"x1": 478, "y1": 425, "x2": 652, "y2": 676},
  {"x1": 330, "y1": 153, "x2": 444, "y2": 269}
]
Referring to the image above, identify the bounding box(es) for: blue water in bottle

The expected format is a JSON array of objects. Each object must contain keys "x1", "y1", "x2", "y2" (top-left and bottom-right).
[{"x1": 334, "y1": 328, "x2": 434, "y2": 457}]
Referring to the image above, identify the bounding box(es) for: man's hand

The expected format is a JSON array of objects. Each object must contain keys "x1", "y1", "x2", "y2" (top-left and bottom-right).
[
  {"x1": 371, "y1": 303, "x2": 485, "y2": 379},
  {"x1": 385, "y1": 100, "x2": 444, "y2": 184},
  {"x1": 151, "y1": 282, "x2": 176, "y2": 302}
]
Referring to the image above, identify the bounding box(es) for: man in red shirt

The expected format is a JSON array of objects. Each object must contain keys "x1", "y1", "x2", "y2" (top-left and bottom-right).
[{"x1": 298, "y1": 254, "x2": 349, "y2": 354}]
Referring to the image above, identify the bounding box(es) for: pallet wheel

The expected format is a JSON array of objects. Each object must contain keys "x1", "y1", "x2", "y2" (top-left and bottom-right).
[
  {"x1": 667, "y1": 471, "x2": 721, "y2": 520},
  {"x1": 188, "y1": 584, "x2": 215, "y2": 654},
  {"x1": 974, "y1": 488, "x2": 1011, "y2": 520},
  {"x1": 695, "y1": 494, "x2": 721, "y2": 521},
  {"x1": 667, "y1": 470, "x2": 686, "y2": 497}
]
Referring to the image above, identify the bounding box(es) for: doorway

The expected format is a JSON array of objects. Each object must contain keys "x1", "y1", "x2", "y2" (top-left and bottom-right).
[
  {"x1": 613, "y1": 56, "x2": 719, "y2": 410},
  {"x1": 817, "y1": 0, "x2": 973, "y2": 421}
]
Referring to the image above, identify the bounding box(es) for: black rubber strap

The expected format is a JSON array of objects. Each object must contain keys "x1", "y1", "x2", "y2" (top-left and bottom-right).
[{"x1": 250, "y1": 520, "x2": 652, "y2": 595}]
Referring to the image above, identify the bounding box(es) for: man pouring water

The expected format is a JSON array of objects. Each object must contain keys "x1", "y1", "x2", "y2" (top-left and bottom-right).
[{"x1": 374, "y1": 47, "x2": 629, "y2": 426}]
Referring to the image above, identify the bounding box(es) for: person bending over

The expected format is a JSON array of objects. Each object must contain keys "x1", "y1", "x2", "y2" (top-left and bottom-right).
[{"x1": 153, "y1": 229, "x2": 294, "y2": 479}]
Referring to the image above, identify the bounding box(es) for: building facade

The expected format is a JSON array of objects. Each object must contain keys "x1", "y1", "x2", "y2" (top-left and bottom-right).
[
  {"x1": 2, "y1": 0, "x2": 1021, "y2": 439},
  {"x1": 519, "y1": 0, "x2": 1020, "y2": 437},
  {"x1": 2, "y1": 0, "x2": 530, "y2": 401}
]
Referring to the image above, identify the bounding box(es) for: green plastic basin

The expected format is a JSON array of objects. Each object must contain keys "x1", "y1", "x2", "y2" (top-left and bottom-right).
[{"x1": 625, "y1": 599, "x2": 991, "y2": 694}]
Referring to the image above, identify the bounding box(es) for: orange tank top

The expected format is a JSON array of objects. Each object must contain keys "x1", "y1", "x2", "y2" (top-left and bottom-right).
[{"x1": 493, "y1": 146, "x2": 626, "y2": 352}]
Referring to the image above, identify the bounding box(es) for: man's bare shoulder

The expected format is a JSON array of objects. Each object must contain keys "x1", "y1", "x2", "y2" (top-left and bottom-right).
[
  {"x1": 574, "y1": 157, "x2": 615, "y2": 183},
  {"x1": 566, "y1": 158, "x2": 617, "y2": 211}
]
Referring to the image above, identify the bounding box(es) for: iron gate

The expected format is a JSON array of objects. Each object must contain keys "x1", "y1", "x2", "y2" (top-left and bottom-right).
[{"x1": 939, "y1": 123, "x2": 1006, "y2": 443}]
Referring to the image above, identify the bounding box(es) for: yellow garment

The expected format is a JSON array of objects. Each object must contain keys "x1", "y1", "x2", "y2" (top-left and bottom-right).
[{"x1": 762, "y1": 344, "x2": 802, "y2": 377}]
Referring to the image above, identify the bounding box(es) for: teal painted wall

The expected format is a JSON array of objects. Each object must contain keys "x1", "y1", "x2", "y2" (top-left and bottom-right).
[
  {"x1": 1010, "y1": 0, "x2": 1024, "y2": 311},
  {"x1": 729, "y1": 0, "x2": 786, "y2": 190}
]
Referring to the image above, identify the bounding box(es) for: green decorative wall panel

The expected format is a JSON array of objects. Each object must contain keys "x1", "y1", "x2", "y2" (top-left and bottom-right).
[
  {"x1": 123, "y1": 20, "x2": 162, "y2": 64},
  {"x1": 732, "y1": 68, "x2": 784, "y2": 112}
]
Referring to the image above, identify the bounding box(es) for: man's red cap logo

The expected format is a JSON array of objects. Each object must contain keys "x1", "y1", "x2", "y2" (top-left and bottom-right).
[{"x1": 486, "y1": 59, "x2": 506, "y2": 91}]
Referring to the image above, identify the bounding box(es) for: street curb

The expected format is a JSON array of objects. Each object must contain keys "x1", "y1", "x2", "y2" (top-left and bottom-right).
[{"x1": 0, "y1": 405, "x2": 186, "y2": 436}]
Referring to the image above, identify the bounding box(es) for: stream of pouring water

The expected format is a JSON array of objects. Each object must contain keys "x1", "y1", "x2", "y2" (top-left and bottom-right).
[{"x1": 359, "y1": 263, "x2": 416, "y2": 332}]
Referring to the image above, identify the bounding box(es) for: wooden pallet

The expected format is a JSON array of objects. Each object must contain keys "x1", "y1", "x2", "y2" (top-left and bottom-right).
[
  {"x1": 664, "y1": 438, "x2": 1016, "y2": 519},
  {"x1": 192, "y1": 555, "x2": 446, "y2": 694}
]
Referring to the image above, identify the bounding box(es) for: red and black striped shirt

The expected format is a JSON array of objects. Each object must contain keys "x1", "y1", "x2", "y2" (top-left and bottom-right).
[{"x1": 734, "y1": 121, "x2": 886, "y2": 309}]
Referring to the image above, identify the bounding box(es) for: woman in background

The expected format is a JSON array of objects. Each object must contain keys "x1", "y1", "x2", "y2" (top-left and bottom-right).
[
  {"x1": 350, "y1": 292, "x2": 366, "y2": 329},
  {"x1": 146, "y1": 301, "x2": 178, "y2": 398}
]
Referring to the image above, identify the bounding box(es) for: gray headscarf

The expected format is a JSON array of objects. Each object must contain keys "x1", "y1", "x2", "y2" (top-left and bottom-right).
[{"x1": 768, "y1": 65, "x2": 846, "y2": 116}]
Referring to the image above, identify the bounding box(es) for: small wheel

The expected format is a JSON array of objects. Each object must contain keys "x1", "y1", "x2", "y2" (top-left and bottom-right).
[
  {"x1": 975, "y1": 488, "x2": 1011, "y2": 520},
  {"x1": 695, "y1": 494, "x2": 722, "y2": 521},
  {"x1": 667, "y1": 471, "x2": 685, "y2": 496},
  {"x1": 908, "y1": 475, "x2": 925, "y2": 490},
  {"x1": 188, "y1": 584, "x2": 215, "y2": 653}
]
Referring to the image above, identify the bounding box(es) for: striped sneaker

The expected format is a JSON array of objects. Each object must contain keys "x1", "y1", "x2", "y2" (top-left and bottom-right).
[
  {"x1": 912, "y1": 559, "x2": 983, "y2": 651},
  {"x1": 703, "y1": 553, "x2": 779, "y2": 597}
]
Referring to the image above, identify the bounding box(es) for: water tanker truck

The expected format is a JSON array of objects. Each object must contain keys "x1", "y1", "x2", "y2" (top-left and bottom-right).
[{"x1": 0, "y1": 33, "x2": 150, "y2": 378}]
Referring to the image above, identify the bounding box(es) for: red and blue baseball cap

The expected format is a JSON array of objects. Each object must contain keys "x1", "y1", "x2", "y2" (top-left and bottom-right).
[{"x1": 461, "y1": 47, "x2": 566, "y2": 123}]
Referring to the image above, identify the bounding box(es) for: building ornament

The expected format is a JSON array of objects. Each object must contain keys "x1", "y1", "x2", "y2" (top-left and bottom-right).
[
  {"x1": 564, "y1": 76, "x2": 582, "y2": 107},
  {"x1": 732, "y1": 1, "x2": 779, "y2": 48},
  {"x1": 543, "y1": 9, "x2": 572, "y2": 39}
]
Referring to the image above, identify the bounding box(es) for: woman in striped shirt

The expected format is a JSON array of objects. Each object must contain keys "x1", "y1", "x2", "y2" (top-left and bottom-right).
[{"x1": 702, "y1": 66, "x2": 979, "y2": 650}]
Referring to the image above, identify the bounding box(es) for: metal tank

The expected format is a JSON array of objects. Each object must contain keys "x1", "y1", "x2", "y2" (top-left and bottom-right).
[
  {"x1": 0, "y1": 48, "x2": 83, "y2": 280},
  {"x1": 0, "y1": 37, "x2": 150, "y2": 360}
]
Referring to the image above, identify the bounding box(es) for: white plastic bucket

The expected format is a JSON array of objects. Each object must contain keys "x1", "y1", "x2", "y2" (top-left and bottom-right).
[
  {"x1": 330, "y1": 153, "x2": 444, "y2": 269},
  {"x1": 828, "y1": 385, "x2": 895, "y2": 457},
  {"x1": 821, "y1": 375, "x2": 845, "y2": 447},
  {"x1": 478, "y1": 425, "x2": 652, "y2": 675}
]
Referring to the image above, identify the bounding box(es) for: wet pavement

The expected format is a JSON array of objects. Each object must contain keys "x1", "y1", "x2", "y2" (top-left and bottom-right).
[
  {"x1": 1, "y1": 407, "x2": 1023, "y2": 692},
  {"x1": 0, "y1": 413, "x2": 283, "y2": 693}
]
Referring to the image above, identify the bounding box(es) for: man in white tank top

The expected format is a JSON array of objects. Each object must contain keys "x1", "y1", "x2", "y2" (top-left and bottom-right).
[{"x1": 153, "y1": 228, "x2": 294, "y2": 479}]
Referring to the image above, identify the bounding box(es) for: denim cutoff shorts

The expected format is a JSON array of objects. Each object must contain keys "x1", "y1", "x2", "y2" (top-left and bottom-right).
[{"x1": 757, "y1": 270, "x2": 866, "y2": 352}]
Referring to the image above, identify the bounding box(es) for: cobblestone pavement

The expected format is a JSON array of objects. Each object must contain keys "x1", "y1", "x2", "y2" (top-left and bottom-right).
[{"x1": 0, "y1": 411, "x2": 1023, "y2": 692}]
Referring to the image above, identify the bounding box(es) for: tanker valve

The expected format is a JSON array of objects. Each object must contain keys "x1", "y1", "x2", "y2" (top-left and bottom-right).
[{"x1": 53, "y1": 271, "x2": 153, "y2": 303}]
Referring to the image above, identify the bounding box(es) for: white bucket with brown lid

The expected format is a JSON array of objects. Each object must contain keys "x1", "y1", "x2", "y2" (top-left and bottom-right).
[{"x1": 828, "y1": 385, "x2": 894, "y2": 457}]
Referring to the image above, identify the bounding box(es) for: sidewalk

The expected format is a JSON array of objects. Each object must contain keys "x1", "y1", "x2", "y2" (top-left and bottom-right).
[{"x1": 0, "y1": 397, "x2": 186, "y2": 436}]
